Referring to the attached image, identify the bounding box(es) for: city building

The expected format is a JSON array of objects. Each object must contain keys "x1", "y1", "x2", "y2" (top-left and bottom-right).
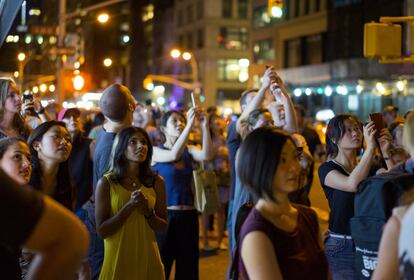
[
  {"x1": 250, "y1": 0, "x2": 414, "y2": 120},
  {"x1": 164, "y1": 0, "x2": 251, "y2": 110}
]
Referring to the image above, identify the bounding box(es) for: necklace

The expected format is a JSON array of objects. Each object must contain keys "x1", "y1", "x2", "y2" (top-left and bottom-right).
[{"x1": 124, "y1": 177, "x2": 140, "y2": 189}]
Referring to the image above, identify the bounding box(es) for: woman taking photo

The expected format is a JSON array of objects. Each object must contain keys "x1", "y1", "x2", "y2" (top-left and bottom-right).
[
  {"x1": 95, "y1": 126, "x2": 166, "y2": 280},
  {"x1": 237, "y1": 127, "x2": 328, "y2": 279},
  {"x1": 0, "y1": 78, "x2": 30, "y2": 139},
  {"x1": 152, "y1": 107, "x2": 212, "y2": 280},
  {"x1": 319, "y1": 114, "x2": 391, "y2": 279},
  {"x1": 27, "y1": 120, "x2": 74, "y2": 210}
]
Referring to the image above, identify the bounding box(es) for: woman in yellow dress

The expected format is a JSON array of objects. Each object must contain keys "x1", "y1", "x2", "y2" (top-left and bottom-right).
[{"x1": 95, "y1": 126, "x2": 167, "y2": 280}]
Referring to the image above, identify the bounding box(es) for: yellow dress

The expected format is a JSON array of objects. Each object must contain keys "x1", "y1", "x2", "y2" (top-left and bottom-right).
[{"x1": 99, "y1": 173, "x2": 165, "y2": 280}]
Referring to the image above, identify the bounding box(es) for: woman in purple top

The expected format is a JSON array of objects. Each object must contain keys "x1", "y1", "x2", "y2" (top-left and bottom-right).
[{"x1": 236, "y1": 127, "x2": 328, "y2": 279}]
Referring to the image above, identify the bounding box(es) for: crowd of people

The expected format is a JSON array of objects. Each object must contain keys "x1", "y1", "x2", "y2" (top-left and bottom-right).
[{"x1": 0, "y1": 64, "x2": 414, "y2": 280}]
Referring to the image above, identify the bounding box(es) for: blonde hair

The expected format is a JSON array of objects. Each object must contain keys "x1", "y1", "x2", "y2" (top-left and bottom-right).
[{"x1": 403, "y1": 111, "x2": 414, "y2": 157}]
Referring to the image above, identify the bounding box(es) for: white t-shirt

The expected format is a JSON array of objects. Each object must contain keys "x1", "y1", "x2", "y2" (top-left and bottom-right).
[{"x1": 399, "y1": 203, "x2": 414, "y2": 279}]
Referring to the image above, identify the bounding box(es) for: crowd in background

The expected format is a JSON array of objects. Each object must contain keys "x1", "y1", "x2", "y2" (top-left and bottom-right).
[{"x1": 0, "y1": 64, "x2": 414, "y2": 280}]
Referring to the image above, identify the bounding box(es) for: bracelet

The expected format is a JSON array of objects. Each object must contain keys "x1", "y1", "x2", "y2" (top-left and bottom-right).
[{"x1": 144, "y1": 209, "x2": 155, "y2": 219}]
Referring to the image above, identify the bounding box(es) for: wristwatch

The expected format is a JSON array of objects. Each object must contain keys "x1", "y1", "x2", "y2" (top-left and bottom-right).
[{"x1": 145, "y1": 208, "x2": 155, "y2": 219}]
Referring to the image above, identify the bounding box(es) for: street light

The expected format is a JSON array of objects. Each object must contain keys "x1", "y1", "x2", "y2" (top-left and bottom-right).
[
  {"x1": 97, "y1": 13, "x2": 109, "y2": 23},
  {"x1": 17, "y1": 52, "x2": 26, "y2": 91},
  {"x1": 170, "y1": 48, "x2": 200, "y2": 93},
  {"x1": 103, "y1": 58, "x2": 113, "y2": 67}
]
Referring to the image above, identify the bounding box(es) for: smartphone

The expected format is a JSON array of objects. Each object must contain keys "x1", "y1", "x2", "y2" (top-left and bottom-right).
[
  {"x1": 191, "y1": 92, "x2": 202, "y2": 108},
  {"x1": 22, "y1": 92, "x2": 33, "y2": 104},
  {"x1": 369, "y1": 112, "x2": 385, "y2": 138}
]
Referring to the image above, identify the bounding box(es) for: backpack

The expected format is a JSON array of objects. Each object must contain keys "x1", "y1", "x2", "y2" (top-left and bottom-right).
[
  {"x1": 350, "y1": 172, "x2": 414, "y2": 279},
  {"x1": 227, "y1": 202, "x2": 254, "y2": 280}
]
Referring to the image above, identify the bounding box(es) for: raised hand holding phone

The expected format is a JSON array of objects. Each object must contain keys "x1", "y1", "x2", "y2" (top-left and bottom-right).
[{"x1": 191, "y1": 91, "x2": 202, "y2": 108}]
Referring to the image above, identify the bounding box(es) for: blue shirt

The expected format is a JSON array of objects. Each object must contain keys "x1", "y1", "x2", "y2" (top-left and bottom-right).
[
  {"x1": 93, "y1": 128, "x2": 116, "y2": 191},
  {"x1": 152, "y1": 148, "x2": 194, "y2": 206}
]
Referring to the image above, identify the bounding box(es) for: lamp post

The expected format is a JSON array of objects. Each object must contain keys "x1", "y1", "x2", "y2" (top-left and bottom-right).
[
  {"x1": 170, "y1": 48, "x2": 201, "y2": 93},
  {"x1": 17, "y1": 52, "x2": 26, "y2": 91}
]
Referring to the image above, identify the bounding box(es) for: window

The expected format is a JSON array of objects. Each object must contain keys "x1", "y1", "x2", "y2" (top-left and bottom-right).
[
  {"x1": 238, "y1": 0, "x2": 248, "y2": 18},
  {"x1": 197, "y1": 29, "x2": 204, "y2": 48},
  {"x1": 217, "y1": 58, "x2": 249, "y2": 82},
  {"x1": 253, "y1": 39, "x2": 274, "y2": 63},
  {"x1": 284, "y1": 38, "x2": 301, "y2": 67},
  {"x1": 222, "y1": 0, "x2": 232, "y2": 18},
  {"x1": 315, "y1": 0, "x2": 321, "y2": 12},
  {"x1": 253, "y1": 6, "x2": 274, "y2": 28},
  {"x1": 186, "y1": 5, "x2": 194, "y2": 24},
  {"x1": 196, "y1": 0, "x2": 203, "y2": 19},
  {"x1": 177, "y1": 10, "x2": 183, "y2": 27},
  {"x1": 304, "y1": 34, "x2": 322, "y2": 64},
  {"x1": 294, "y1": 0, "x2": 300, "y2": 17},
  {"x1": 218, "y1": 27, "x2": 248, "y2": 50},
  {"x1": 187, "y1": 32, "x2": 193, "y2": 50},
  {"x1": 284, "y1": 34, "x2": 323, "y2": 67}
]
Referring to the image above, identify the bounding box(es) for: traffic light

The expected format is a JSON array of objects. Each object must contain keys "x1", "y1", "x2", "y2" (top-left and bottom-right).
[
  {"x1": 364, "y1": 22, "x2": 402, "y2": 58},
  {"x1": 268, "y1": 0, "x2": 283, "y2": 18}
]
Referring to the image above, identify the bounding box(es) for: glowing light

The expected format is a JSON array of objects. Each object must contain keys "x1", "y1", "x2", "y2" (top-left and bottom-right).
[
  {"x1": 32, "y1": 86, "x2": 39, "y2": 94},
  {"x1": 74, "y1": 61, "x2": 81, "y2": 69},
  {"x1": 103, "y1": 58, "x2": 112, "y2": 67},
  {"x1": 238, "y1": 58, "x2": 250, "y2": 67},
  {"x1": 293, "y1": 88, "x2": 302, "y2": 97},
  {"x1": 17, "y1": 52, "x2": 26, "y2": 62},
  {"x1": 238, "y1": 72, "x2": 249, "y2": 82},
  {"x1": 336, "y1": 85, "x2": 348, "y2": 95},
  {"x1": 305, "y1": 88, "x2": 312, "y2": 96},
  {"x1": 49, "y1": 36, "x2": 57, "y2": 44},
  {"x1": 49, "y1": 84, "x2": 55, "y2": 92},
  {"x1": 224, "y1": 108, "x2": 233, "y2": 115},
  {"x1": 153, "y1": 85, "x2": 165, "y2": 95},
  {"x1": 324, "y1": 86, "x2": 333, "y2": 97},
  {"x1": 13, "y1": 71, "x2": 19, "y2": 78},
  {"x1": 73, "y1": 75, "x2": 85, "y2": 91},
  {"x1": 39, "y1": 84, "x2": 47, "y2": 93},
  {"x1": 37, "y1": 36, "x2": 43, "y2": 45},
  {"x1": 146, "y1": 83, "x2": 154, "y2": 91},
  {"x1": 156, "y1": 96, "x2": 166, "y2": 105},
  {"x1": 122, "y1": 35, "x2": 130, "y2": 43},
  {"x1": 271, "y1": 6, "x2": 283, "y2": 18},
  {"x1": 316, "y1": 109, "x2": 335, "y2": 122},
  {"x1": 97, "y1": 13, "x2": 109, "y2": 23},
  {"x1": 376, "y1": 82, "x2": 386, "y2": 95},
  {"x1": 396, "y1": 80, "x2": 405, "y2": 91},
  {"x1": 182, "y1": 52, "x2": 192, "y2": 60},
  {"x1": 82, "y1": 92, "x2": 102, "y2": 101},
  {"x1": 317, "y1": 88, "x2": 323, "y2": 94},
  {"x1": 25, "y1": 35, "x2": 32, "y2": 44},
  {"x1": 356, "y1": 85, "x2": 363, "y2": 94},
  {"x1": 170, "y1": 49, "x2": 181, "y2": 58}
]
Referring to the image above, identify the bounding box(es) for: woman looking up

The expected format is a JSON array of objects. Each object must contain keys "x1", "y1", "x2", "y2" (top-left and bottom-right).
[
  {"x1": 96, "y1": 127, "x2": 166, "y2": 280},
  {"x1": 27, "y1": 120, "x2": 73, "y2": 210},
  {"x1": 152, "y1": 107, "x2": 213, "y2": 280},
  {"x1": 0, "y1": 78, "x2": 30, "y2": 139}
]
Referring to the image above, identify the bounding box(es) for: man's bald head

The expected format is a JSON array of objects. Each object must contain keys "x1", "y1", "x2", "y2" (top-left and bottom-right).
[{"x1": 100, "y1": 83, "x2": 134, "y2": 122}]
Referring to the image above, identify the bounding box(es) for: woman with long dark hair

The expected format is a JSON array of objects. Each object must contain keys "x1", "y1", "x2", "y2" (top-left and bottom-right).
[
  {"x1": 95, "y1": 126, "x2": 166, "y2": 280},
  {"x1": 27, "y1": 120, "x2": 73, "y2": 210}
]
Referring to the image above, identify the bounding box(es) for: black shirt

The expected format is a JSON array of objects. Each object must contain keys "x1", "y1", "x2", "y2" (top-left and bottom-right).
[
  {"x1": 0, "y1": 170, "x2": 44, "y2": 279},
  {"x1": 318, "y1": 161, "x2": 355, "y2": 235},
  {"x1": 226, "y1": 121, "x2": 241, "y2": 200},
  {"x1": 301, "y1": 126, "x2": 321, "y2": 156}
]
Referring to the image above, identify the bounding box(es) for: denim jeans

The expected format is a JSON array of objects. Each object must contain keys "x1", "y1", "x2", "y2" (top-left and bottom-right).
[
  {"x1": 325, "y1": 234, "x2": 355, "y2": 280},
  {"x1": 76, "y1": 201, "x2": 104, "y2": 280}
]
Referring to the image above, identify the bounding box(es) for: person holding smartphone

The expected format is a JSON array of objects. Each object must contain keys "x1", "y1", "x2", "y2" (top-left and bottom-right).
[{"x1": 152, "y1": 107, "x2": 213, "y2": 280}]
